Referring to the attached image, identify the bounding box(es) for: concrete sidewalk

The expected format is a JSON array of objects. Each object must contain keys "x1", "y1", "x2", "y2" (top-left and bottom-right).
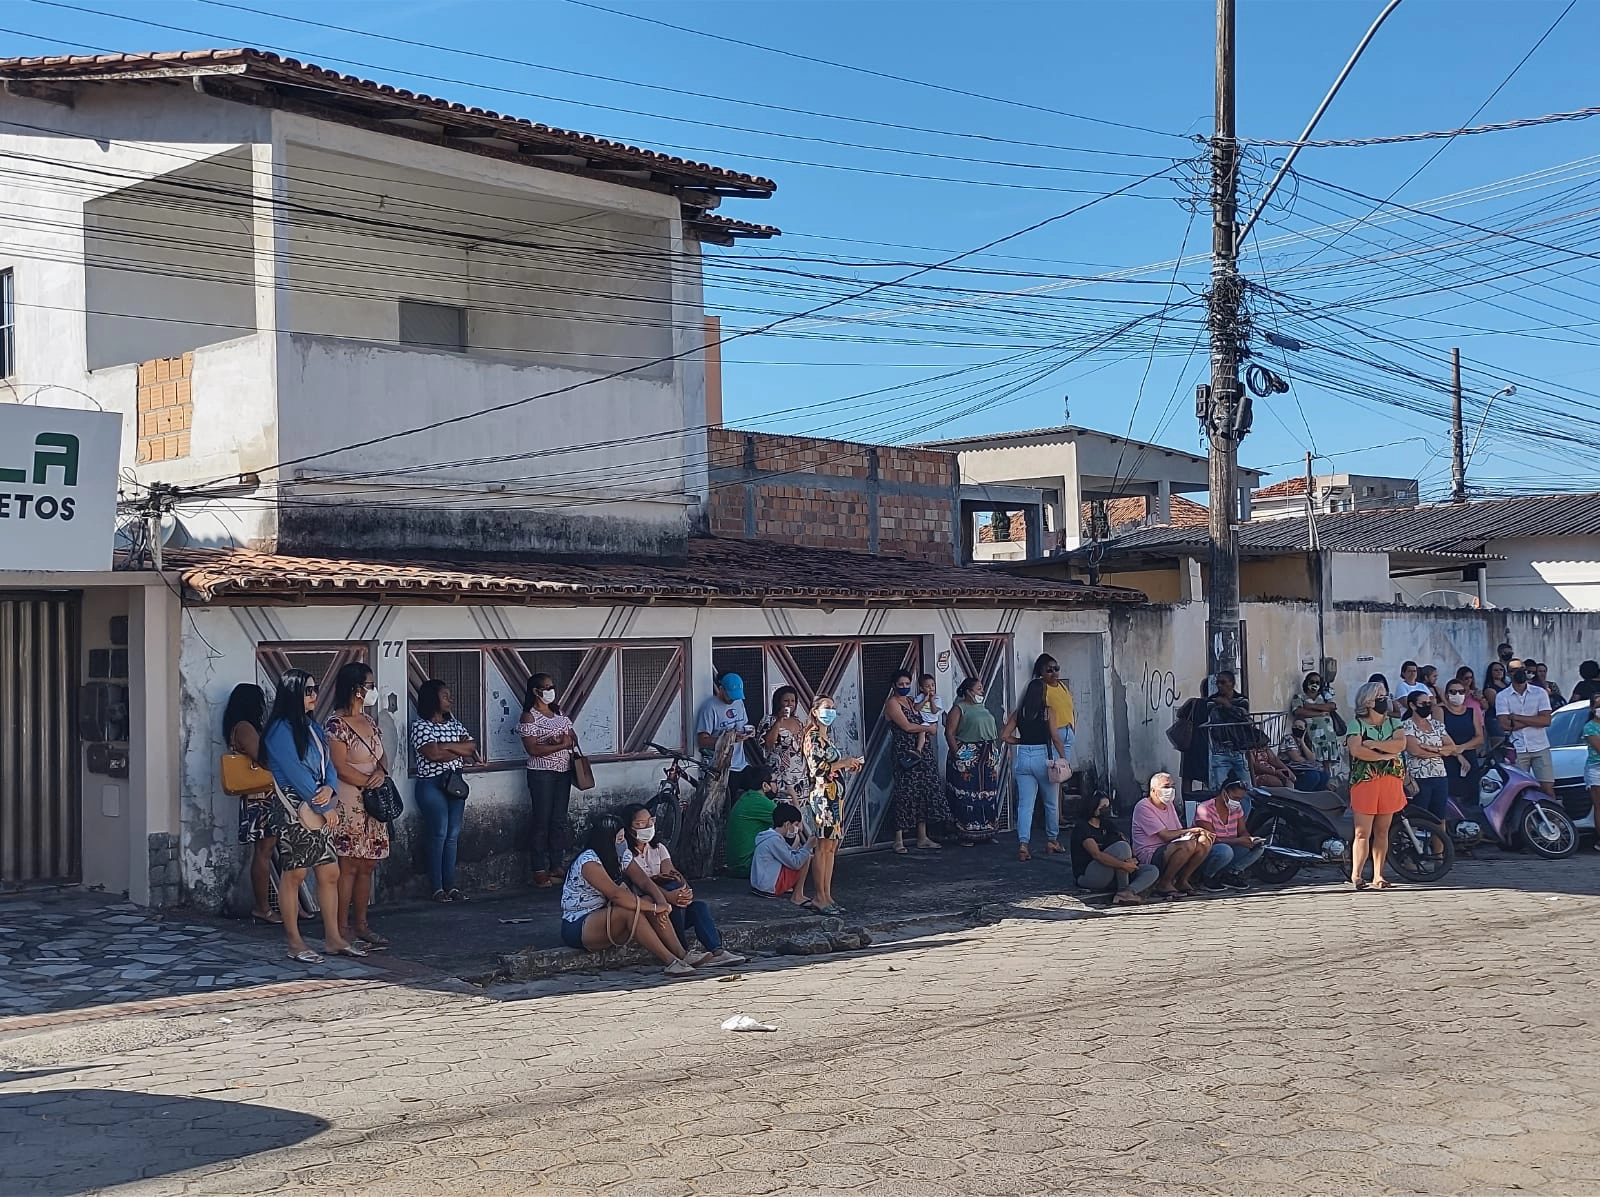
[
  {"x1": 0, "y1": 841, "x2": 1099, "y2": 1025},
  {"x1": 356, "y1": 838, "x2": 1098, "y2": 983}
]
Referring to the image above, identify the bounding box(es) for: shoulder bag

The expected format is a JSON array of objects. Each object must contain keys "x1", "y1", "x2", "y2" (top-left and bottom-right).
[
  {"x1": 274, "y1": 783, "x2": 325, "y2": 832},
  {"x1": 342, "y1": 715, "x2": 405, "y2": 823},
  {"x1": 570, "y1": 731, "x2": 596, "y2": 792},
  {"x1": 443, "y1": 768, "x2": 471, "y2": 801},
  {"x1": 1047, "y1": 740, "x2": 1074, "y2": 786},
  {"x1": 221, "y1": 751, "x2": 274, "y2": 797}
]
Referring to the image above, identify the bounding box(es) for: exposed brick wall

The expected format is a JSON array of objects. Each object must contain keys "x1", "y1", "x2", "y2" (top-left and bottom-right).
[
  {"x1": 136, "y1": 353, "x2": 193, "y2": 464},
  {"x1": 707, "y1": 427, "x2": 956, "y2": 563}
]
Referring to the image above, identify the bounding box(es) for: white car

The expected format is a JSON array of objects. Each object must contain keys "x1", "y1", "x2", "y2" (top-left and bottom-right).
[{"x1": 1548, "y1": 700, "x2": 1597, "y2": 839}]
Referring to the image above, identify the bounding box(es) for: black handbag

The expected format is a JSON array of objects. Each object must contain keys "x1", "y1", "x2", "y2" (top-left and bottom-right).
[
  {"x1": 361, "y1": 777, "x2": 404, "y2": 822},
  {"x1": 443, "y1": 769, "x2": 470, "y2": 801}
]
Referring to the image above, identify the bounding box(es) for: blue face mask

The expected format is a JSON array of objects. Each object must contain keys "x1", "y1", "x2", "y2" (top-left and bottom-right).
[
  {"x1": 896, "y1": 684, "x2": 912, "y2": 696},
  {"x1": 816, "y1": 708, "x2": 838, "y2": 727}
]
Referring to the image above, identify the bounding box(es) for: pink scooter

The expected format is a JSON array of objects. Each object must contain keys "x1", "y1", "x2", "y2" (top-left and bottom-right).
[{"x1": 1451, "y1": 746, "x2": 1578, "y2": 859}]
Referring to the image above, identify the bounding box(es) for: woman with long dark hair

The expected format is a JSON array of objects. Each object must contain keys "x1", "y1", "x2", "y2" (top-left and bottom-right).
[
  {"x1": 1001, "y1": 677, "x2": 1068, "y2": 862},
  {"x1": 262, "y1": 670, "x2": 365, "y2": 963},
  {"x1": 802, "y1": 694, "x2": 862, "y2": 915},
  {"x1": 519, "y1": 672, "x2": 575, "y2": 888},
  {"x1": 222, "y1": 683, "x2": 277, "y2": 924},
  {"x1": 884, "y1": 668, "x2": 942, "y2": 855},
  {"x1": 325, "y1": 662, "x2": 391, "y2": 950},
  {"x1": 757, "y1": 686, "x2": 807, "y2": 802},
  {"x1": 944, "y1": 675, "x2": 1001, "y2": 843},
  {"x1": 411, "y1": 679, "x2": 476, "y2": 902},
  {"x1": 559, "y1": 815, "x2": 697, "y2": 978},
  {"x1": 622, "y1": 803, "x2": 745, "y2": 967}
]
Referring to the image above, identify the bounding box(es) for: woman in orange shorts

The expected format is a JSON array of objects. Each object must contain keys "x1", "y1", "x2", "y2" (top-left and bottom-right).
[{"x1": 1346, "y1": 680, "x2": 1410, "y2": 890}]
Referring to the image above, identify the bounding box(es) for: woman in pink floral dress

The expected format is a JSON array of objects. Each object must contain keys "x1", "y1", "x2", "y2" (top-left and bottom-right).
[{"x1": 326, "y1": 662, "x2": 391, "y2": 950}]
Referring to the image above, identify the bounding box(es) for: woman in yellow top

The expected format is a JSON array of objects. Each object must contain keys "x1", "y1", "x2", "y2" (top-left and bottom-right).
[{"x1": 1034, "y1": 654, "x2": 1076, "y2": 763}]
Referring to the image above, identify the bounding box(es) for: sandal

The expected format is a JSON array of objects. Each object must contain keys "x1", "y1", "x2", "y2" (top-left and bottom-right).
[
  {"x1": 1153, "y1": 889, "x2": 1185, "y2": 901},
  {"x1": 355, "y1": 930, "x2": 390, "y2": 949},
  {"x1": 330, "y1": 942, "x2": 369, "y2": 959},
  {"x1": 250, "y1": 913, "x2": 283, "y2": 926},
  {"x1": 1351, "y1": 879, "x2": 1369, "y2": 891},
  {"x1": 1045, "y1": 841, "x2": 1065, "y2": 855},
  {"x1": 916, "y1": 839, "x2": 942, "y2": 851},
  {"x1": 448, "y1": 889, "x2": 468, "y2": 902},
  {"x1": 1018, "y1": 844, "x2": 1031, "y2": 862},
  {"x1": 287, "y1": 949, "x2": 324, "y2": 964},
  {"x1": 819, "y1": 903, "x2": 847, "y2": 917},
  {"x1": 893, "y1": 843, "x2": 909, "y2": 855},
  {"x1": 791, "y1": 898, "x2": 824, "y2": 913},
  {"x1": 1371, "y1": 878, "x2": 1393, "y2": 890}
]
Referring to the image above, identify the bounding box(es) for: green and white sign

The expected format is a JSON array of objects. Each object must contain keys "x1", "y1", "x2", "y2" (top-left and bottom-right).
[{"x1": 0, "y1": 404, "x2": 122, "y2": 571}]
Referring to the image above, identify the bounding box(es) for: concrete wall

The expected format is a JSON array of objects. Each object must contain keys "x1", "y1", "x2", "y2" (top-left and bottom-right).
[
  {"x1": 177, "y1": 598, "x2": 1117, "y2": 913},
  {"x1": 1106, "y1": 598, "x2": 1600, "y2": 802},
  {"x1": 706, "y1": 429, "x2": 958, "y2": 563}
]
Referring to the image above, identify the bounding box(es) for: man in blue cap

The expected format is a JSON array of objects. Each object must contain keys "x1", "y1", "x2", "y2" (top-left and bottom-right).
[{"x1": 697, "y1": 671, "x2": 754, "y2": 792}]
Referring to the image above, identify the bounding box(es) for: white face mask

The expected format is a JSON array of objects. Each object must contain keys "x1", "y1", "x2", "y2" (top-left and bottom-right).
[
  {"x1": 1158, "y1": 786, "x2": 1176, "y2": 804},
  {"x1": 361, "y1": 685, "x2": 377, "y2": 708},
  {"x1": 634, "y1": 825, "x2": 655, "y2": 844},
  {"x1": 539, "y1": 689, "x2": 557, "y2": 704}
]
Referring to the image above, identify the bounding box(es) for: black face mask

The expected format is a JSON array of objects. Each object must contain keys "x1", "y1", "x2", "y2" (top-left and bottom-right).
[
  {"x1": 1372, "y1": 696, "x2": 1389, "y2": 715},
  {"x1": 1415, "y1": 702, "x2": 1433, "y2": 717},
  {"x1": 1500, "y1": 649, "x2": 1515, "y2": 662},
  {"x1": 1511, "y1": 670, "x2": 1529, "y2": 686}
]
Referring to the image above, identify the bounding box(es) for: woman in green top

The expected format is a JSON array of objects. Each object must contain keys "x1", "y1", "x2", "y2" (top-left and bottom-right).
[
  {"x1": 1346, "y1": 680, "x2": 1409, "y2": 891},
  {"x1": 724, "y1": 765, "x2": 778, "y2": 878},
  {"x1": 943, "y1": 676, "x2": 1001, "y2": 843}
]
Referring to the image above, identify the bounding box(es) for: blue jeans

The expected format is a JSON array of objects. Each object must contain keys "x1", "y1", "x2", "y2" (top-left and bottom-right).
[
  {"x1": 1412, "y1": 774, "x2": 1450, "y2": 820},
  {"x1": 671, "y1": 899, "x2": 722, "y2": 952},
  {"x1": 413, "y1": 775, "x2": 466, "y2": 893},
  {"x1": 1292, "y1": 767, "x2": 1329, "y2": 792},
  {"x1": 1013, "y1": 744, "x2": 1059, "y2": 846},
  {"x1": 1202, "y1": 841, "x2": 1266, "y2": 878},
  {"x1": 1209, "y1": 751, "x2": 1250, "y2": 790}
]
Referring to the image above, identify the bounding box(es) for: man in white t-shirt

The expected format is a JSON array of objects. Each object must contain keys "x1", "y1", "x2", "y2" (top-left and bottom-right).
[
  {"x1": 696, "y1": 672, "x2": 753, "y2": 785},
  {"x1": 1498, "y1": 665, "x2": 1555, "y2": 795}
]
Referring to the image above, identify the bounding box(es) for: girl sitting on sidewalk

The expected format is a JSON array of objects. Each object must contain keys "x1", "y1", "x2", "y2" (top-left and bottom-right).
[
  {"x1": 621, "y1": 804, "x2": 745, "y2": 968},
  {"x1": 559, "y1": 816, "x2": 696, "y2": 979}
]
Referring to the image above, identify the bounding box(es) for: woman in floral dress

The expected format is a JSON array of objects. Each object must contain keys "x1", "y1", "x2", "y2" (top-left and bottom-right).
[
  {"x1": 324, "y1": 662, "x2": 391, "y2": 950},
  {"x1": 757, "y1": 685, "x2": 808, "y2": 802},
  {"x1": 884, "y1": 669, "x2": 944, "y2": 854},
  {"x1": 802, "y1": 695, "x2": 861, "y2": 917}
]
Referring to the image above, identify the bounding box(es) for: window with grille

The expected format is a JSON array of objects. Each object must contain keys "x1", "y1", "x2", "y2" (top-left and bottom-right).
[
  {"x1": 398, "y1": 299, "x2": 466, "y2": 353},
  {"x1": 860, "y1": 640, "x2": 917, "y2": 706},
  {"x1": 712, "y1": 646, "x2": 765, "y2": 705},
  {"x1": 517, "y1": 648, "x2": 585, "y2": 701},
  {"x1": 255, "y1": 642, "x2": 369, "y2": 723},
  {"x1": 409, "y1": 650, "x2": 483, "y2": 747},
  {"x1": 0, "y1": 270, "x2": 13, "y2": 378}
]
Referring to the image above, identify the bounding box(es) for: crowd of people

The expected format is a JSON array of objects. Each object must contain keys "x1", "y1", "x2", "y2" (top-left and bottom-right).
[{"x1": 224, "y1": 638, "x2": 1599, "y2": 969}]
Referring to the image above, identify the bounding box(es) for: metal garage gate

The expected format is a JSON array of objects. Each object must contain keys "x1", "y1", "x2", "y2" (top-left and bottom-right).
[{"x1": 0, "y1": 593, "x2": 80, "y2": 885}]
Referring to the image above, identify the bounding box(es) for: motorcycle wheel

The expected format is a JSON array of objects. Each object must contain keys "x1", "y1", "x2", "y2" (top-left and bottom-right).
[
  {"x1": 1250, "y1": 815, "x2": 1303, "y2": 885},
  {"x1": 1388, "y1": 813, "x2": 1454, "y2": 884},
  {"x1": 1521, "y1": 805, "x2": 1578, "y2": 859}
]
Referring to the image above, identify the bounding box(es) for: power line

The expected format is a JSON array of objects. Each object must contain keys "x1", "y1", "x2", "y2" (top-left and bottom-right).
[{"x1": 559, "y1": 0, "x2": 1193, "y2": 142}]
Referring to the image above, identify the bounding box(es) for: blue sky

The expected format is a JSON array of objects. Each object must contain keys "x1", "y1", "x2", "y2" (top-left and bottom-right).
[{"x1": 7, "y1": 0, "x2": 1599, "y2": 495}]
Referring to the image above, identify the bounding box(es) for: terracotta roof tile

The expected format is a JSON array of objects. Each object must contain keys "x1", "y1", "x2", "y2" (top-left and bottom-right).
[
  {"x1": 1253, "y1": 476, "x2": 1309, "y2": 500},
  {"x1": 169, "y1": 537, "x2": 1143, "y2": 606},
  {"x1": 0, "y1": 49, "x2": 776, "y2": 198}
]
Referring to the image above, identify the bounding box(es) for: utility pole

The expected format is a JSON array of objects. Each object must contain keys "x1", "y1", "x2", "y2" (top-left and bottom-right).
[
  {"x1": 1206, "y1": 0, "x2": 1244, "y2": 682},
  {"x1": 1449, "y1": 346, "x2": 1466, "y2": 503}
]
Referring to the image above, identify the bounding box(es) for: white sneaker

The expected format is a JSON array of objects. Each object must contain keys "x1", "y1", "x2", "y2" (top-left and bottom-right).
[
  {"x1": 683, "y1": 950, "x2": 712, "y2": 967},
  {"x1": 704, "y1": 949, "x2": 747, "y2": 966},
  {"x1": 664, "y1": 958, "x2": 697, "y2": 978}
]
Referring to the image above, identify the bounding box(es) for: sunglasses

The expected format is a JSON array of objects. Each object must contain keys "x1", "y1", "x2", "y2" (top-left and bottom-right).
[
  {"x1": 1044, "y1": 666, "x2": 1060, "y2": 675},
  {"x1": 304, "y1": 685, "x2": 319, "y2": 696},
  {"x1": 1447, "y1": 689, "x2": 1466, "y2": 697}
]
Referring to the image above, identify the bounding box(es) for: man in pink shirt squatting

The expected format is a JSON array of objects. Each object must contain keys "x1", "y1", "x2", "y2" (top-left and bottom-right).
[{"x1": 1131, "y1": 771, "x2": 1212, "y2": 899}]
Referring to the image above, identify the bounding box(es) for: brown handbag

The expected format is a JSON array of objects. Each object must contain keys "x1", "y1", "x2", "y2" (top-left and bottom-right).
[
  {"x1": 570, "y1": 734, "x2": 596, "y2": 791},
  {"x1": 221, "y1": 752, "x2": 274, "y2": 797}
]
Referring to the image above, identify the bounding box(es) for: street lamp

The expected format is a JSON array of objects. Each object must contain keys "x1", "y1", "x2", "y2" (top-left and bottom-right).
[{"x1": 1465, "y1": 384, "x2": 1517, "y2": 472}]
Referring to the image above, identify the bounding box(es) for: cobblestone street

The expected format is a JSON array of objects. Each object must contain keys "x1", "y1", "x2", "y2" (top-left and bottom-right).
[{"x1": 3, "y1": 855, "x2": 1598, "y2": 1196}]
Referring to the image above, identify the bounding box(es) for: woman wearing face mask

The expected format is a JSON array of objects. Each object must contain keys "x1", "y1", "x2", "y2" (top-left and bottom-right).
[
  {"x1": 1071, "y1": 794, "x2": 1157, "y2": 905},
  {"x1": 621, "y1": 803, "x2": 745, "y2": 967},
  {"x1": 1346, "y1": 680, "x2": 1409, "y2": 890},
  {"x1": 262, "y1": 670, "x2": 366, "y2": 964},
  {"x1": 1441, "y1": 680, "x2": 1486, "y2": 802},
  {"x1": 884, "y1": 669, "x2": 943, "y2": 855},
  {"x1": 943, "y1": 676, "x2": 1001, "y2": 844},
  {"x1": 1402, "y1": 691, "x2": 1457, "y2": 822},
  {"x1": 520, "y1": 673, "x2": 576, "y2": 889},
  {"x1": 324, "y1": 662, "x2": 391, "y2": 951},
  {"x1": 1290, "y1": 671, "x2": 1342, "y2": 770},
  {"x1": 559, "y1": 815, "x2": 696, "y2": 979},
  {"x1": 757, "y1": 686, "x2": 807, "y2": 803},
  {"x1": 803, "y1": 695, "x2": 863, "y2": 916}
]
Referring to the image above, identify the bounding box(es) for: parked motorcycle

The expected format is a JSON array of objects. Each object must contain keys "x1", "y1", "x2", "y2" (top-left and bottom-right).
[
  {"x1": 1245, "y1": 784, "x2": 1454, "y2": 885},
  {"x1": 1452, "y1": 747, "x2": 1578, "y2": 859}
]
